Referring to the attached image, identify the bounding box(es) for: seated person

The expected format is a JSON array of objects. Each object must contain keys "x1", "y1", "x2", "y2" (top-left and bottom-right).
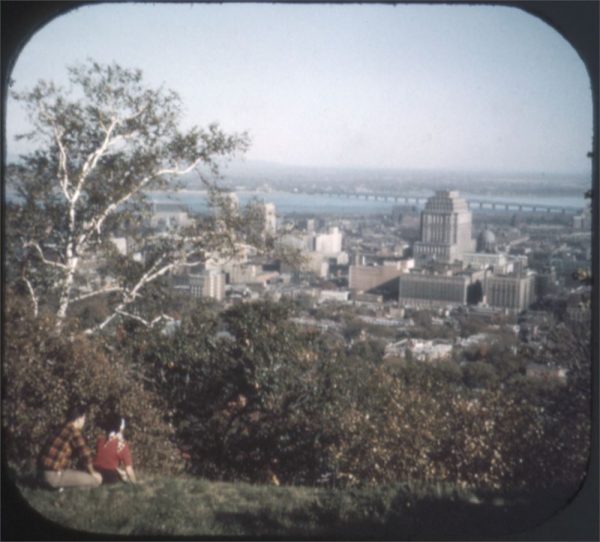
[
  {"x1": 93, "y1": 413, "x2": 137, "y2": 484},
  {"x1": 40, "y1": 404, "x2": 103, "y2": 489}
]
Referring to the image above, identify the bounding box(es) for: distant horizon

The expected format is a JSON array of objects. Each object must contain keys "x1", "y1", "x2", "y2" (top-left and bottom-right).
[
  {"x1": 4, "y1": 151, "x2": 592, "y2": 181},
  {"x1": 219, "y1": 157, "x2": 592, "y2": 178}
]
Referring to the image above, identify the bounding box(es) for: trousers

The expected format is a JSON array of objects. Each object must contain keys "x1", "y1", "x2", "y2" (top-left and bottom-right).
[{"x1": 42, "y1": 469, "x2": 101, "y2": 489}]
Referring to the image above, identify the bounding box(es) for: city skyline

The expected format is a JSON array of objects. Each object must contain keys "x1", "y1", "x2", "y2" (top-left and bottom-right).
[{"x1": 6, "y1": 3, "x2": 593, "y2": 176}]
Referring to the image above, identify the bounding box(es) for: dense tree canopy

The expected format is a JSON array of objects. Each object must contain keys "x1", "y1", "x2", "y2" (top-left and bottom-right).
[{"x1": 113, "y1": 300, "x2": 590, "y2": 492}]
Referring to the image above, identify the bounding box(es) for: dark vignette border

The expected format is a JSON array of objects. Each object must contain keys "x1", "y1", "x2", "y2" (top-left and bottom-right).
[{"x1": 1, "y1": 1, "x2": 598, "y2": 541}]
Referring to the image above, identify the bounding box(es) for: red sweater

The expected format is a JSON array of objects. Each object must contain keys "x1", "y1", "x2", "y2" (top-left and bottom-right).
[{"x1": 93, "y1": 435, "x2": 133, "y2": 471}]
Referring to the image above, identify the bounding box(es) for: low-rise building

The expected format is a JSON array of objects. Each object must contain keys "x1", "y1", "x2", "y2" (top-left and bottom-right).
[
  {"x1": 398, "y1": 271, "x2": 471, "y2": 308},
  {"x1": 462, "y1": 251, "x2": 508, "y2": 272},
  {"x1": 319, "y1": 289, "x2": 351, "y2": 303},
  {"x1": 572, "y1": 207, "x2": 592, "y2": 231},
  {"x1": 149, "y1": 201, "x2": 193, "y2": 230},
  {"x1": 352, "y1": 292, "x2": 384, "y2": 305},
  {"x1": 189, "y1": 270, "x2": 226, "y2": 301},
  {"x1": 484, "y1": 272, "x2": 536, "y2": 312},
  {"x1": 290, "y1": 317, "x2": 341, "y2": 332},
  {"x1": 385, "y1": 338, "x2": 453, "y2": 362},
  {"x1": 315, "y1": 227, "x2": 343, "y2": 254},
  {"x1": 357, "y1": 315, "x2": 410, "y2": 328},
  {"x1": 349, "y1": 258, "x2": 414, "y2": 292}
]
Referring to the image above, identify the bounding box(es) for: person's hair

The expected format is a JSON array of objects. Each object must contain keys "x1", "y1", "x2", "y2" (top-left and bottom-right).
[
  {"x1": 66, "y1": 404, "x2": 87, "y2": 422},
  {"x1": 102, "y1": 412, "x2": 124, "y2": 434}
]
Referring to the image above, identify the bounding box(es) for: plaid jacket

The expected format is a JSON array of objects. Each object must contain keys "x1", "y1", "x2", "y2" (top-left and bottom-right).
[{"x1": 41, "y1": 422, "x2": 93, "y2": 471}]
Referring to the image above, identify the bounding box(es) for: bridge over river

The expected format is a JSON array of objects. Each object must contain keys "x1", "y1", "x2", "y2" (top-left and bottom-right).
[{"x1": 287, "y1": 188, "x2": 583, "y2": 214}]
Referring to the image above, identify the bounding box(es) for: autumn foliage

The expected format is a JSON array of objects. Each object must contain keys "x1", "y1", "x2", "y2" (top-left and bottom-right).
[
  {"x1": 125, "y1": 300, "x2": 590, "y2": 492},
  {"x1": 4, "y1": 294, "x2": 590, "y2": 494}
]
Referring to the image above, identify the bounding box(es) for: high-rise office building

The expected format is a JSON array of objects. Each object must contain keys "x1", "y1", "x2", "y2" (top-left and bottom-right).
[{"x1": 413, "y1": 190, "x2": 475, "y2": 263}]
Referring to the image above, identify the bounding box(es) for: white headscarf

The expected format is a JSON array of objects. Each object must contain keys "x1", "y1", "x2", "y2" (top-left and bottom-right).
[{"x1": 108, "y1": 418, "x2": 126, "y2": 452}]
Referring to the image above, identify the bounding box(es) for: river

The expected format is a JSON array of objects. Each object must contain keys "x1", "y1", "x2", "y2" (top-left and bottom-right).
[{"x1": 150, "y1": 190, "x2": 587, "y2": 216}]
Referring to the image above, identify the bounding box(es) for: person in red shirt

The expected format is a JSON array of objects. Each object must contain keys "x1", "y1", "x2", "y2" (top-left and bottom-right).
[{"x1": 93, "y1": 413, "x2": 137, "y2": 484}]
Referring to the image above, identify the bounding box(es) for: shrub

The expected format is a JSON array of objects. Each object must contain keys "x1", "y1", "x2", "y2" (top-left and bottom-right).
[
  {"x1": 3, "y1": 293, "x2": 181, "y2": 475},
  {"x1": 124, "y1": 299, "x2": 590, "y2": 493},
  {"x1": 130, "y1": 300, "x2": 356, "y2": 484},
  {"x1": 462, "y1": 361, "x2": 498, "y2": 388},
  {"x1": 325, "y1": 362, "x2": 589, "y2": 491}
]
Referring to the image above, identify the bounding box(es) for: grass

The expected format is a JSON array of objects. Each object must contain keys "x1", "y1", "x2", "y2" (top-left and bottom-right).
[{"x1": 12, "y1": 473, "x2": 577, "y2": 539}]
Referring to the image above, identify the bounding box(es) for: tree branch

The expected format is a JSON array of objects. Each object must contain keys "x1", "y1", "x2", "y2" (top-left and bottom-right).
[
  {"x1": 54, "y1": 127, "x2": 71, "y2": 201},
  {"x1": 75, "y1": 118, "x2": 119, "y2": 195},
  {"x1": 115, "y1": 309, "x2": 175, "y2": 328},
  {"x1": 21, "y1": 277, "x2": 39, "y2": 317},
  {"x1": 70, "y1": 285, "x2": 124, "y2": 303},
  {"x1": 78, "y1": 158, "x2": 205, "y2": 246},
  {"x1": 24, "y1": 241, "x2": 69, "y2": 270},
  {"x1": 128, "y1": 257, "x2": 175, "y2": 297},
  {"x1": 83, "y1": 256, "x2": 175, "y2": 334},
  {"x1": 76, "y1": 104, "x2": 151, "y2": 198}
]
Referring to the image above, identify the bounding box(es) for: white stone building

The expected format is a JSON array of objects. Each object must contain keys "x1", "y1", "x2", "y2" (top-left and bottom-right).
[
  {"x1": 385, "y1": 339, "x2": 453, "y2": 362},
  {"x1": 315, "y1": 227, "x2": 343, "y2": 254},
  {"x1": 319, "y1": 289, "x2": 351, "y2": 303},
  {"x1": 484, "y1": 272, "x2": 536, "y2": 312},
  {"x1": 150, "y1": 201, "x2": 193, "y2": 230}
]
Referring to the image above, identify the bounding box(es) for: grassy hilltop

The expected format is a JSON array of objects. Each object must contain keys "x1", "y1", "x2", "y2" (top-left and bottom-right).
[{"x1": 14, "y1": 475, "x2": 574, "y2": 539}]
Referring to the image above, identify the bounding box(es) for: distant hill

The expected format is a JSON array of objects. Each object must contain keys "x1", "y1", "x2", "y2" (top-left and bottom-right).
[
  {"x1": 6, "y1": 150, "x2": 589, "y2": 198},
  {"x1": 199, "y1": 159, "x2": 591, "y2": 198}
]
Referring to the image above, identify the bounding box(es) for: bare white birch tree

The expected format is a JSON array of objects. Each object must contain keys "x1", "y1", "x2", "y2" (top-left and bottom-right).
[{"x1": 7, "y1": 61, "x2": 256, "y2": 334}]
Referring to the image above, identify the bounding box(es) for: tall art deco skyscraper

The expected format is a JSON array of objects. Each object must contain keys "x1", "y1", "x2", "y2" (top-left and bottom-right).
[{"x1": 413, "y1": 190, "x2": 475, "y2": 263}]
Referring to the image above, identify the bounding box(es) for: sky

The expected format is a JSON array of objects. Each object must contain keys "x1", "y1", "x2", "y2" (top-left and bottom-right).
[{"x1": 5, "y1": 3, "x2": 594, "y2": 175}]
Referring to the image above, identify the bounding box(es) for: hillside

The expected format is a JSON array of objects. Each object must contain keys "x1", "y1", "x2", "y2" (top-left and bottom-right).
[{"x1": 10, "y1": 475, "x2": 575, "y2": 539}]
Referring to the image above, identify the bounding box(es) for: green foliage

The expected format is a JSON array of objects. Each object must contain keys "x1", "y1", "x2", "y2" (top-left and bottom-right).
[
  {"x1": 130, "y1": 300, "x2": 348, "y2": 484},
  {"x1": 6, "y1": 287, "x2": 590, "y2": 495},
  {"x1": 2, "y1": 292, "x2": 180, "y2": 474},
  {"x1": 347, "y1": 338, "x2": 386, "y2": 363},
  {"x1": 466, "y1": 280, "x2": 483, "y2": 305},
  {"x1": 341, "y1": 317, "x2": 364, "y2": 341},
  {"x1": 462, "y1": 361, "x2": 499, "y2": 388}
]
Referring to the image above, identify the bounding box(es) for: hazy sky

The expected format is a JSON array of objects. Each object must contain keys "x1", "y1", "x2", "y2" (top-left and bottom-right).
[{"x1": 6, "y1": 3, "x2": 593, "y2": 175}]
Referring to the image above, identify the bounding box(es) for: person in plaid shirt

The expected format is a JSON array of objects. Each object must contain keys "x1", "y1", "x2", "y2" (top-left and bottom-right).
[{"x1": 40, "y1": 405, "x2": 103, "y2": 489}]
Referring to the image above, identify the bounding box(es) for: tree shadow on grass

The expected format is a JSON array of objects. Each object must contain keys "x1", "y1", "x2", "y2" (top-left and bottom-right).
[
  {"x1": 213, "y1": 485, "x2": 577, "y2": 541},
  {"x1": 332, "y1": 487, "x2": 576, "y2": 541}
]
